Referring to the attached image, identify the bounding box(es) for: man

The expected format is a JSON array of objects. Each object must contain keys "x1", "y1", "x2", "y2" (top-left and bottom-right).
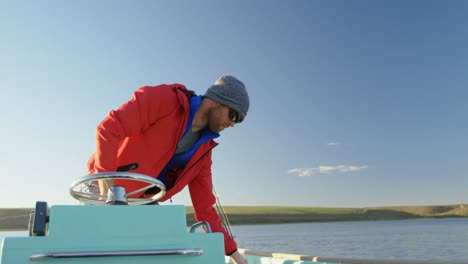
[{"x1": 86, "y1": 75, "x2": 249, "y2": 264}]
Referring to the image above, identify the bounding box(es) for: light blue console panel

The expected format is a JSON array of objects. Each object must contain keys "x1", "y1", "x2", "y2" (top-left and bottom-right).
[{"x1": 1, "y1": 205, "x2": 224, "y2": 264}]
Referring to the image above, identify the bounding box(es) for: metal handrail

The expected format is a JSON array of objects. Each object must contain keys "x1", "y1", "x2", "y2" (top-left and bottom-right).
[
  {"x1": 190, "y1": 221, "x2": 212, "y2": 233},
  {"x1": 29, "y1": 248, "x2": 203, "y2": 260}
]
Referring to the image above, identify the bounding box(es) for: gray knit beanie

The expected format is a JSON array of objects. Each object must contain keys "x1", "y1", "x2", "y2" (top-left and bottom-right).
[{"x1": 204, "y1": 75, "x2": 250, "y2": 122}]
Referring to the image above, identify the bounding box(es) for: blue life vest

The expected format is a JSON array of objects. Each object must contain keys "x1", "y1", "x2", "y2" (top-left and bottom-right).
[{"x1": 157, "y1": 95, "x2": 219, "y2": 186}]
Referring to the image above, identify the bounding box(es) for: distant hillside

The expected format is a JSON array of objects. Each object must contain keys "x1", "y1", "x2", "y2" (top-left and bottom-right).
[
  {"x1": 186, "y1": 204, "x2": 468, "y2": 225},
  {"x1": 1, "y1": 204, "x2": 467, "y2": 231},
  {"x1": 366, "y1": 204, "x2": 468, "y2": 218},
  {"x1": 0, "y1": 208, "x2": 32, "y2": 231}
]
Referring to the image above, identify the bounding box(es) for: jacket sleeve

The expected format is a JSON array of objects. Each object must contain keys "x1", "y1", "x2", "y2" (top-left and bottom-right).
[
  {"x1": 188, "y1": 151, "x2": 238, "y2": 256},
  {"x1": 92, "y1": 85, "x2": 182, "y2": 173}
]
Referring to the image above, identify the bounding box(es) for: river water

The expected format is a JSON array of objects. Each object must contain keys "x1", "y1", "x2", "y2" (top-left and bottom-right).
[
  {"x1": 2, "y1": 218, "x2": 468, "y2": 262},
  {"x1": 229, "y1": 218, "x2": 468, "y2": 262}
]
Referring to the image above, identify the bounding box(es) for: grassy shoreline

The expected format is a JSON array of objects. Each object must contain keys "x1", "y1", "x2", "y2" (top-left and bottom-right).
[{"x1": 1, "y1": 204, "x2": 467, "y2": 231}]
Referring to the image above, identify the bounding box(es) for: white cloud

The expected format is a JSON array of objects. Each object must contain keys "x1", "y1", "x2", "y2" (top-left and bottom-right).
[
  {"x1": 327, "y1": 142, "x2": 340, "y2": 146},
  {"x1": 287, "y1": 168, "x2": 320, "y2": 177},
  {"x1": 288, "y1": 165, "x2": 368, "y2": 177}
]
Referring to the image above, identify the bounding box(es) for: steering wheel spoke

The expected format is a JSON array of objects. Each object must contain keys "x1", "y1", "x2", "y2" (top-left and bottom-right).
[
  {"x1": 72, "y1": 191, "x2": 106, "y2": 200},
  {"x1": 127, "y1": 198, "x2": 154, "y2": 203},
  {"x1": 126, "y1": 183, "x2": 158, "y2": 197}
]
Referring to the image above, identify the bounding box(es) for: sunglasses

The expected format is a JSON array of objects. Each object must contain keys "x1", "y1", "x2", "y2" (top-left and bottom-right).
[{"x1": 229, "y1": 108, "x2": 243, "y2": 123}]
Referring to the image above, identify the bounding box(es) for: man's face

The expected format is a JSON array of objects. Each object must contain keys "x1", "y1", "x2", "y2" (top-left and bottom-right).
[{"x1": 207, "y1": 104, "x2": 236, "y2": 133}]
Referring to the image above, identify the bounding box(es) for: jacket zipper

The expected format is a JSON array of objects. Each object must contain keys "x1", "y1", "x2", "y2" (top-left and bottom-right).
[
  {"x1": 150, "y1": 87, "x2": 190, "y2": 176},
  {"x1": 173, "y1": 142, "x2": 219, "y2": 186},
  {"x1": 166, "y1": 87, "x2": 217, "y2": 189}
]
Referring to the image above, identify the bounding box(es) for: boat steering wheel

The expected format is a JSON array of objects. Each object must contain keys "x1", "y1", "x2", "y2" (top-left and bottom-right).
[{"x1": 69, "y1": 172, "x2": 166, "y2": 205}]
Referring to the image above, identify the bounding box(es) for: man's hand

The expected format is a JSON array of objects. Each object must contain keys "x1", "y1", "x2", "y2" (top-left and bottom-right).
[{"x1": 230, "y1": 250, "x2": 248, "y2": 264}]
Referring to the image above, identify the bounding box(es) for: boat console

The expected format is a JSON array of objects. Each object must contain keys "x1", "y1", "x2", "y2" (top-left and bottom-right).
[{"x1": 0, "y1": 172, "x2": 225, "y2": 264}]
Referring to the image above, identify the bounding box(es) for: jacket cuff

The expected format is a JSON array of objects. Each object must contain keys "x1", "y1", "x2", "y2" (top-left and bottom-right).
[{"x1": 227, "y1": 248, "x2": 238, "y2": 256}]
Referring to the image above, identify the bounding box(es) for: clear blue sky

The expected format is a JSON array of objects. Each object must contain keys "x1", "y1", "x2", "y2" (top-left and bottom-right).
[{"x1": 1, "y1": 0, "x2": 467, "y2": 208}]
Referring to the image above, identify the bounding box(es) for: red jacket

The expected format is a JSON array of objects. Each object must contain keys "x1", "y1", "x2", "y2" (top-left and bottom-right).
[{"x1": 87, "y1": 84, "x2": 238, "y2": 255}]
